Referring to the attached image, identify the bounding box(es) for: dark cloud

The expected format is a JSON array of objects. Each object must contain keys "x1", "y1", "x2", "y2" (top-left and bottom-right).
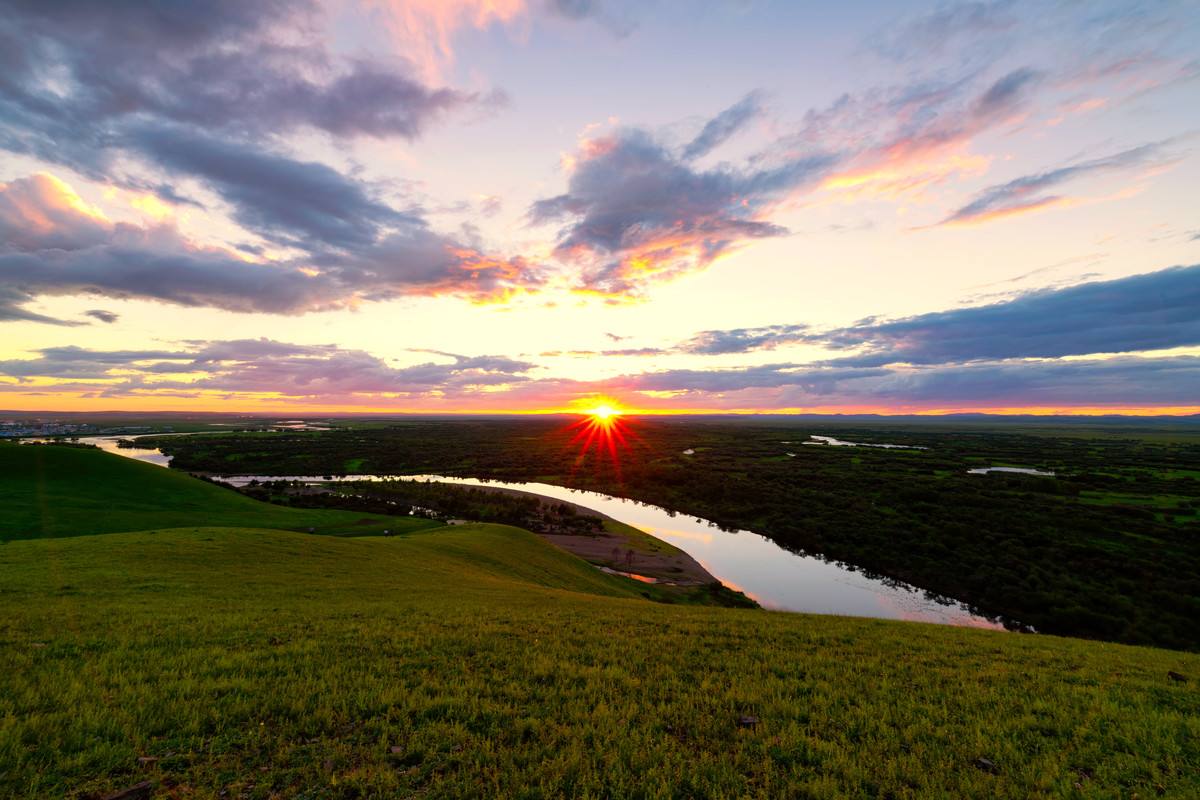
[
  {"x1": 4, "y1": 339, "x2": 1196, "y2": 411},
  {"x1": 308, "y1": 228, "x2": 545, "y2": 302},
  {"x1": 614, "y1": 356, "x2": 1200, "y2": 408},
  {"x1": 84, "y1": 309, "x2": 120, "y2": 324},
  {"x1": 938, "y1": 141, "x2": 1173, "y2": 225},
  {"x1": 0, "y1": 245, "x2": 331, "y2": 320},
  {"x1": 618, "y1": 364, "x2": 887, "y2": 394},
  {"x1": 0, "y1": 345, "x2": 189, "y2": 379},
  {"x1": 0, "y1": 0, "x2": 473, "y2": 153},
  {"x1": 682, "y1": 91, "x2": 765, "y2": 161},
  {"x1": 652, "y1": 264, "x2": 1200, "y2": 364},
  {"x1": 678, "y1": 324, "x2": 810, "y2": 355},
  {"x1": 0, "y1": 288, "x2": 83, "y2": 327},
  {"x1": 528, "y1": 63, "x2": 1057, "y2": 297},
  {"x1": 130, "y1": 125, "x2": 414, "y2": 250},
  {"x1": 0, "y1": 173, "x2": 541, "y2": 323},
  {"x1": 971, "y1": 67, "x2": 1042, "y2": 119},
  {"x1": 0, "y1": 1, "x2": 540, "y2": 321},
  {"x1": 530, "y1": 126, "x2": 833, "y2": 295},
  {"x1": 0, "y1": 340, "x2": 536, "y2": 399},
  {"x1": 816, "y1": 265, "x2": 1200, "y2": 365},
  {"x1": 850, "y1": 356, "x2": 1200, "y2": 407}
]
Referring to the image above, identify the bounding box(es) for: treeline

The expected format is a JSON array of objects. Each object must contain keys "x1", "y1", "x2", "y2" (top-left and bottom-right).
[
  {"x1": 236, "y1": 477, "x2": 604, "y2": 536},
  {"x1": 148, "y1": 420, "x2": 1200, "y2": 649}
]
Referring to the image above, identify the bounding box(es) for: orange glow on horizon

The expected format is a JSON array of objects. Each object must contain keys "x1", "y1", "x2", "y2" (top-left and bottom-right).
[
  {"x1": 0, "y1": 391, "x2": 1196, "y2": 419},
  {"x1": 564, "y1": 400, "x2": 639, "y2": 484}
]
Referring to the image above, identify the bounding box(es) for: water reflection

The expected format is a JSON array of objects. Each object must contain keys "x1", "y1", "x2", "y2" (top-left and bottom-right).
[
  {"x1": 220, "y1": 472, "x2": 1007, "y2": 630},
  {"x1": 51, "y1": 435, "x2": 1008, "y2": 631},
  {"x1": 804, "y1": 434, "x2": 928, "y2": 450}
]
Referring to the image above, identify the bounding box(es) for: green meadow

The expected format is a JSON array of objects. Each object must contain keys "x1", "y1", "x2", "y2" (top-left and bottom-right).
[
  {"x1": 1, "y1": 443, "x2": 1198, "y2": 798},
  {"x1": 0, "y1": 444, "x2": 438, "y2": 541}
]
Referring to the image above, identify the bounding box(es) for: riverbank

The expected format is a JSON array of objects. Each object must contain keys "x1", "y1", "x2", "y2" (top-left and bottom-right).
[
  {"x1": 63, "y1": 432, "x2": 1005, "y2": 626},
  {"x1": 389, "y1": 480, "x2": 720, "y2": 585}
]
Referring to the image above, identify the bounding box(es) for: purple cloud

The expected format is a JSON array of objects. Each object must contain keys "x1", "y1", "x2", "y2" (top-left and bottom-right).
[
  {"x1": 938, "y1": 141, "x2": 1176, "y2": 225},
  {"x1": 817, "y1": 265, "x2": 1200, "y2": 365},
  {"x1": 682, "y1": 91, "x2": 766, "y2": 161},
  {"x1": 0, "y1": 174, "x2": 541, "y2": 324},
  {"x1": 530, "y1": 125, "x2": 833, "y2": 296}
]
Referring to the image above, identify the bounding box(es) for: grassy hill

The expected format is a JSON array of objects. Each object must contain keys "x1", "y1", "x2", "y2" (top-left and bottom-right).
[
  {"x1": 0, "y1": 443, "x2": 438, "y2": 540},
  {"x1": 0, "y1": 442, "x2": 1198, "y2": 798}
]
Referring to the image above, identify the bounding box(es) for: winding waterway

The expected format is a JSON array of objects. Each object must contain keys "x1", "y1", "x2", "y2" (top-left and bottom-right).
[{"x1": 69, "y1": 435, "x2": 1006, "y2": 630}]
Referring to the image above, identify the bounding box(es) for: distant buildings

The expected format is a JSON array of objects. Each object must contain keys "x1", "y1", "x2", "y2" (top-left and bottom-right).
[{"x1": 0, "y1": 420, "x2": 167, "y2": 438}]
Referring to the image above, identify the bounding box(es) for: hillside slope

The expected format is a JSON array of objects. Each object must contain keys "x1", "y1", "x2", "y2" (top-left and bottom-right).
[
  {"x1": 2, "y1": 524, "x2": 1197, "y2": 799},
  {"x1": 0, "y1": 443, "x2": 438, "y2": 540}
]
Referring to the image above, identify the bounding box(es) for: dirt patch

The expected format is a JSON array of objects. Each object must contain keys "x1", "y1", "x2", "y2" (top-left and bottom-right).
[{"x1": 446, "y1": 484, "x2": 716, "y2": 584}]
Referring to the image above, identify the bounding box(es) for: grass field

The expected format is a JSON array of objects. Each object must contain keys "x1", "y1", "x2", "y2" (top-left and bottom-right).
[
  {"x1": 1, "y1": 442, "x2": 1198, "y2": 798},
  {"x1": 145, "y1": 420, "x2": 1200, "y2": 648},
  {"x1": 0, "y1": 443, "x2": 439, "y2": 541}
]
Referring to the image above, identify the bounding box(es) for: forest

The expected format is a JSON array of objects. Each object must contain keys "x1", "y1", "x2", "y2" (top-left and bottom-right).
[{"x1": 146, "y1": 418, "x2": 1200, "y2": 650}]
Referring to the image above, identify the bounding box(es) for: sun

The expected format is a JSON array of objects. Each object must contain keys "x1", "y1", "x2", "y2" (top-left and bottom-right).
[
  {"x1": 587, "y1": 403, "x2": 621, "y2": 422},
  {"x1": 565, "y1": 399, "x2": 634, "y2": 480}
]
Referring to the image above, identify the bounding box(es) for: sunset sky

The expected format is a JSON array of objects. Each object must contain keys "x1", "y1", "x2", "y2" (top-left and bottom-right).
[{"x1": 1, "y1": 0, "x2": 1198, "y2": 415}]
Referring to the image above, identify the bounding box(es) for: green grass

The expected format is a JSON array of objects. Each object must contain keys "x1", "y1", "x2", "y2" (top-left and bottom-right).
[
  {"x1": 2, "y1": 440, "x2": 1198, "y2": 798},
  {"x1": 0, "y1": 444, "x2": 438, "y2": 541},
  {"x1": 1, "y1": 526, "x2": 1198, "y2": 798}
]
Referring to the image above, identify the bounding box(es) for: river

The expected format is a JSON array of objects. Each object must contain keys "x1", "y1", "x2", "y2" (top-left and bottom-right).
[{"x1": 71, "y1": 435, "x2": 1006, "y2": 630}]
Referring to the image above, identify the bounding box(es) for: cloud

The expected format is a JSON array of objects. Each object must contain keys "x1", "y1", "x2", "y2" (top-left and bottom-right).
[
  {"x1": 0, "y1": 173, "x2": 540, "y2": 323},
  {"x1": 0, "y1": 0, "x2": 475, "y2": 157},
  {"x1": 367, "y1": 0, "x2": 528, "y2": 81},
  {"x1": 0, "y1": 3, "x2": 549, "y2": 320},
  {"x1": 530, "y1": 124, "x2": 834, "y2": 296},
  {"x1": 528, "y1": 65, "x2": 1058, "y2": 297},
  {"x1": 308, "y1": 229, "x2": 545, "y2": 303},
  {"x1": 4, "y1": 338, "x2": 1198, "y2": 412},
  {"x1": 0, "y1": 173, "x2": 111, "y2": 251},
  {"x1": 815, "y1": 265, "x2": 1200, "y2": 365},
  {"x1": 0, "y1": 339, "x2": 537, "y2": 399},
  {"x1": 677, "y1": 324, "x2": 811, "y2": 355},
  {"x1": 617, "y1": 356, "x2": 1200, "y2": 409},
  {"x1": 0, "y1": 345, "x2": 191, "y2": 379},
  {"x1": 550, "y1": 256, "x2": 1200, "y2": 364},
  {"x1": 84, "y1": 310, "x2": 119, "y2": 324},
  {"x1": 872, "y1": 1, "x2": 1017, "y2": 61},
  {"x1": 937, "y1": 141, "x2": 1176, "y2": 225},
  {"x1": 800, "y1": 68, "x2": 1041, "y2": 198},
  {"x1": 681, "y1": 91, "x2": 765, "y2": 161},
  {"x1": 130, "y1": 125, "x2": 414, "y2": 250},
  {"x1": 545, "y1": 0, "x2": 637, "y2": 37},
  {"x1": 616, "y1": 364, "x2": 887, "y2": 394}
]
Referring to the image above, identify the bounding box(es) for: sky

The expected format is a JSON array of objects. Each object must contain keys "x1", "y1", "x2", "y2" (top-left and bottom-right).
[{"x1": 1, "y1": 0, "x2": 1198, "y2": 415}]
